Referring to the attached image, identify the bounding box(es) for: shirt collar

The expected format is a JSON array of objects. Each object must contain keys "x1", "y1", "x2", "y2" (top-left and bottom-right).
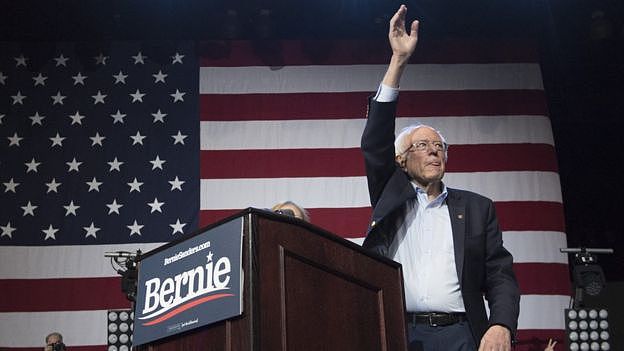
[{"x1": 411, "y1": 181, "x2": 448, "y2": 207}]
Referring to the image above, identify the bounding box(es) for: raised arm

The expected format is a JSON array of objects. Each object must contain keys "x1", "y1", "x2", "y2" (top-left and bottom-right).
[{"x1": 382, "y1": 4, "x2": 419, "y2": 88}]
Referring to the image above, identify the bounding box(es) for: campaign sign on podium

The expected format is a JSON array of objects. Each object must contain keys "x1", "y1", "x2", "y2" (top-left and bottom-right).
[{"x1": 133, "y1": 217, "x2": 244, "y2": 346}]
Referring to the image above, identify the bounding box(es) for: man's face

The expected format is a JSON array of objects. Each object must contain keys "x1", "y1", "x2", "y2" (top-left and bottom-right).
[{"x1": 400, "y1": 127, "x2": 446, "y2": 187}]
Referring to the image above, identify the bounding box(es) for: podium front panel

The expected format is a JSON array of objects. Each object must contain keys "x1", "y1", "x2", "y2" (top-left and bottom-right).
[{"x1": 254, "y1": 215, "x2": 407, "y2": 351}]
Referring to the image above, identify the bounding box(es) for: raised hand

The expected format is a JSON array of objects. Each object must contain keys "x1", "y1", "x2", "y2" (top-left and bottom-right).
[
  {"x1": 388, "y1": 4, "x2": 419, "y2": 61},
  {"x1": 382, "y1": 5, "x2": 420, "y2": 87}
]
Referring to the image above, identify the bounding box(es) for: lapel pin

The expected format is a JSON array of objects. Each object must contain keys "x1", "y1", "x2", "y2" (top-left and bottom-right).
[{"x1": 457, "y1": 214, "x2": 464, "y2": 219}]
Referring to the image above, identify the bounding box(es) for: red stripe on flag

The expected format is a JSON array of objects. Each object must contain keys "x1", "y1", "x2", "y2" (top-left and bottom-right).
[
  {"x1": 514, "y1": 263, "x2": 571, "y2": 295},
  {"x1": 448, "y1": 144, "x2": 558, "y2": 172},
  {"x1": 495, "y1": 202, "x2": 565, "y2": 232},
  {"x1": 199, "y1": 39, "x2": 538, "y2": 66},
  {"x1": 200, "y1": 90, "x2": 547, "y2": 121},
  {"x1": 200, "y1": 202, "x2": 564, "y2": 238},
  {"x1": 0, "y1": 277, "x2": 130, "y2": 312},
  {"x1": 201, "y1": 148, "x2": 364, "y2": 178},
  {"x1": 200, "y1": 144, "x2": 558, "y2": 179}
]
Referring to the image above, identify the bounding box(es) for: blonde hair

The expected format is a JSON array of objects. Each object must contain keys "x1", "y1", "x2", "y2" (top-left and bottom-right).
[{"x1": 271, "y1": 201, "x2": 310, "y2": 222}]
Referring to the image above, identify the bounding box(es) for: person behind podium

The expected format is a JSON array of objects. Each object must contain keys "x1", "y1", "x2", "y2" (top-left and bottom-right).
[
  {"x1": 271, "y1": 201, "x2": 310, "y2": 222},
  {"x1": 360, "y1": 5, "x2": 520, "y2": 351}
]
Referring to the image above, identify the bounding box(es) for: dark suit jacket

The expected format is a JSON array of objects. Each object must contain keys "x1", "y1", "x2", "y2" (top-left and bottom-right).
[{"x1": 360, "y1": 99, "x2": 520, "y2": 343}]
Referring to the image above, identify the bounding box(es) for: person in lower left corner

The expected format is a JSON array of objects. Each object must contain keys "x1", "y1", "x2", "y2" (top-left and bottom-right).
[{"x1": 44, "y1": 332, "x2": 66, "y2": 351}]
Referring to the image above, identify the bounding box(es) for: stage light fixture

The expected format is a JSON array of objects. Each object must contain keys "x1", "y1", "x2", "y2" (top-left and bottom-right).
[
  {"x1": 107, "y1": 309, "x2": 134, "y2": 351},
  {"x1": 565, "y1": 308, "x2": 610, "y2": 351},
  {"x1": 560, "y1": 248, "x2": 613, "y2": 308}
]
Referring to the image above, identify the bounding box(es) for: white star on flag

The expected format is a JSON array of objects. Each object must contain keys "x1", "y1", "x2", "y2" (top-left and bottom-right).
[
  {"x1": 8, "y1": 132, "x2": 23, "y2": 146},
  {"x1": 147, "y1": 198, "x2": 165, "y2": 213},
  {"x1": 110, "y1": 110, "x2": 126, "y2": 124},
  {"x1": 168, "y1": 176, "x2": 185, "y2": 191},
  {"x1": 42, "y1": 225, "x2": 59, "y2": 240},
  {"x1": 153, "y1": 70, "x2": 167, "y2": 83},
  {"x1": 68, "y1": 111, "x2": 86, "y2": 125},
  {"x1": 1, "y1": 222, "x2": 16, "y2": 238},
  {"x1": 66, "y1": 158, "x2": 82, "y2": 172},
  {"x1": 83, "y1": 223, "x2": 100, "y2": 238},
  {"x1": 90, "y1": 132, "x2": 106, "y2": 146},
  {"x1": 50, "y1": 133, "x2": 66, "y2": 147},
  {"x1": 113, "y1": 70, "x2": 128, "y2": 84},
  {"x1": 127, "y1": 178, "x2": 143, "y2": 193},
  {"x1": 151, "y1": 109, "x2": 167, "y2": 123},
  {"x1": 14, "y1": 55, "x2": 28, "y2": 67},
  {"x1": 92, "y1": 91, "x2": 107, "y2": 104},
  {"x1": 149, "y1": 155, "x2": 166, "y2": 170},
  {"x1": 54, "y1": 54, "x2": 69, "y2": 66},
  {"x1": 51, "y1": 91, "x2": 66, "y2": 105},
  {"x1": 63, "y1": 201, "x2": 80, "y2": 216},
  {"x1": 86, "y1": 177, "x2": 103, "y2": 192},
  {"x1": 29, "y1": 112, "x2": 45, "y2": 125},
  {"x1": 171, "y1": 52, "x2": 184, "y2": 64},
  {"x1": 11, "y1": 91, "x2": 26, "y2": 105},
  {"x1": 171, "y1": 131, "x2": 187, "y2": 145},
  {"x1": 94, "y1": 53, "x2": 108, "y2": 65},
  {"x1": 32, "y1": 73, "x2": 47, "y2": 86},
  {"x1": 130, "y1": 89, "x2": 146, "y2": 102},
  {"x1": 106, "y1": 199, "x2": 124, "y2": 215},
  {"x1": 3, "y1": 178, "x2": 20, "y2": 193},
  {"x1": 21, "y1": 201, "x2": 37, "y2": 216},
  {"x1": 127, "y1": 220, "x2": 144, "y2": 236},
  {"x1": 72, "y1": 72, "x2": 87, "y2": 85},
  {"x1": 25, "y1": 158, "x2": 42, "y2": 173},
  {"x1": 107, "y1": 158, "x2": 124, "y2": 172},
  {"x1": 169, "y1": 219, "x2": 186, "y2": 234},
  {"x1": 132, "y1": 52, "x2": 147, "y2": 64},
  {"x1": 130, "y1": 131, "x2": 146, "y2": 145},
  {"x1": 45, "y1": 178, "x2": 61, "y2": 193},
  {"x1": 170, "y1": 89, "x2": 185, "y2": 102}
]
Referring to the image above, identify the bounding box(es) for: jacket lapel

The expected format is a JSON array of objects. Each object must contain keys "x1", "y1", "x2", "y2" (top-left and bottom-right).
[{"x1": 447, "y1": 189, "x2": 466, "y2": 286}]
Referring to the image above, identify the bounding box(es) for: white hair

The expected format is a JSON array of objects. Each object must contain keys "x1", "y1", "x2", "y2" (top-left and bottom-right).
[{"x1": 394, "y1": 124, "x2": 448, "y2": 160}]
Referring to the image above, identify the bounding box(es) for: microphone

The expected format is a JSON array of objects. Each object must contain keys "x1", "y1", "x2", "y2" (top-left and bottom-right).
[
  {"x1": 104, "y1": 251, "x2": 137, "y2": 258},
  {"x1": 560, "y1": 248, "x2": 614, "y2": 254}
]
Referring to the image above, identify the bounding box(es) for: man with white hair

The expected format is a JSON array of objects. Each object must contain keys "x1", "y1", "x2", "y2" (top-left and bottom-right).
[
  {"x1": 361, "y1": 5, "x2": 519, "y2": 351},
  {"x1": 44, "y1": 332, "x2": 66, "y2": 351}
]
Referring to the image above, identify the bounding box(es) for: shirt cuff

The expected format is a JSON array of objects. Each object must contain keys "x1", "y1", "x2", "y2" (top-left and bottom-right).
[{"x1": 373, "y1": 83, "x2": 399, "y2": 102}]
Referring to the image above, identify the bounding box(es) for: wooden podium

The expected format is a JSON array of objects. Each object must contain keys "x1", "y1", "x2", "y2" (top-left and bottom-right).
[{"x1": 134, "y1": 208, "x2": 408, "y2": 351}]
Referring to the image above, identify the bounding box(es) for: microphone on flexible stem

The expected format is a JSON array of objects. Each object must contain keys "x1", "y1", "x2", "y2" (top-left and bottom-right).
[{"x1": 104, "y1": 251, "x2": 137, "y2": 258}]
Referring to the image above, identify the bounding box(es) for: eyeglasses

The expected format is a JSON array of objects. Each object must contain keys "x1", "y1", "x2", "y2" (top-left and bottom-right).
[{"x1": 404, "y1": 140, "x2": 448, "y2": 154}]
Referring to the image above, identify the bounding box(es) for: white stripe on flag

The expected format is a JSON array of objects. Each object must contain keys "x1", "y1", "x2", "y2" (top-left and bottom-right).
[
  {"x1": 200, "y1": 116, "x2": 554, "y2": 150},
  {"x1": 517, "y1": 295, "x2": 571, "y2": 330},
  {"x1": 503, "y1": 231, "x2": 568, "y2": 264},
  {"x1": 0, "y1": 310, "x2": 109, "y2": 348},
  {"x1": 200, "y1": 64, "x2": 544, "y2": 94},
  {"x1": 0, "y1": 243, "x2": 164, "y2": 279},
  {"x1": 200, "y1": 172, "x2": 562, "y2": 210}
]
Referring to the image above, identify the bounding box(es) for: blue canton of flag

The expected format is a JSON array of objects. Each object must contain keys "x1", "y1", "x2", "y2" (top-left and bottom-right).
[{"x1": 0, "y1": 41, "x2": 199, "y2": 246}]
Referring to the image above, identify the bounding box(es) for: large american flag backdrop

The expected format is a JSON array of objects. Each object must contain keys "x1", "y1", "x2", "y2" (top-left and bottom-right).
[{"x1": 1, "y1": 39, "x2": 570, "y2": 350}]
